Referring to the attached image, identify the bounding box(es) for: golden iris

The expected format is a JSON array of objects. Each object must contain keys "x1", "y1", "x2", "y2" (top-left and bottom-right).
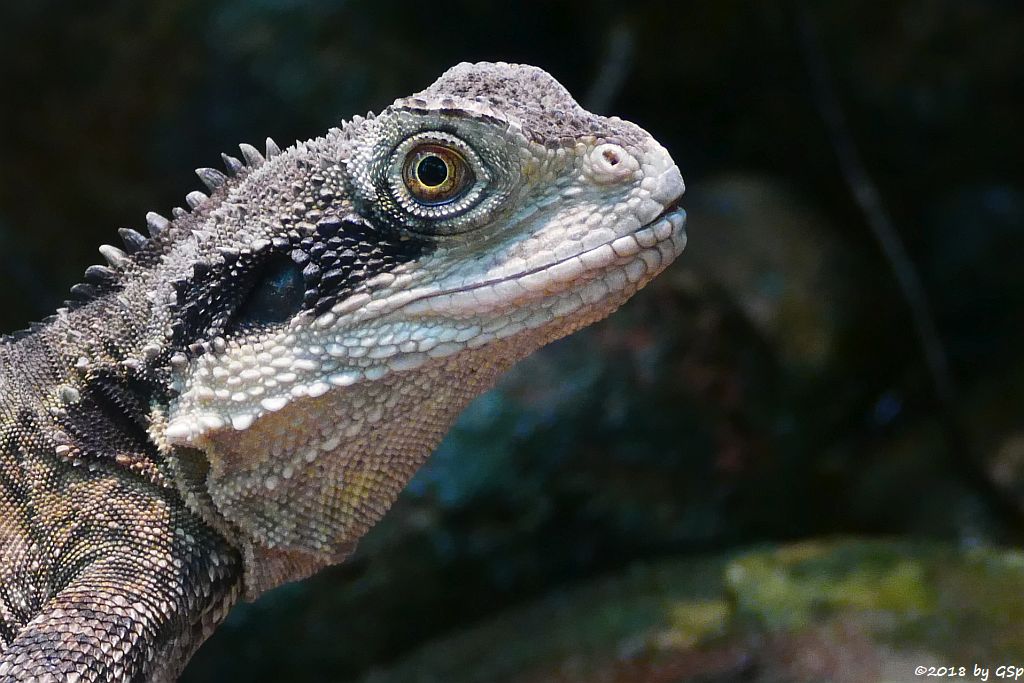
[{"x1": 402, "y1": 144, "x2": 472, "y2": 205}]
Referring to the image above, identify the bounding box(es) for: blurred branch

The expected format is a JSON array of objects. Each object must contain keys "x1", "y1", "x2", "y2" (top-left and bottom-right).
[
  {"x1": 796, "y1": 11, "x2": 952, "y2": 405},
  {"x1": 795, "y1": 7, "x2": 1024, "y2": 538},
  {"x1": 584, "y1": 21, "x2": 634, "y2": 114}
]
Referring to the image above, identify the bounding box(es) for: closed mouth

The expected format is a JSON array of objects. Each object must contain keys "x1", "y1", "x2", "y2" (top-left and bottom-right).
[
  {"x1": 651, "y1": 195, "x2": 684, "y2": 223},
  {"x1": 389, "y1": 199, "x2": 687, "y2": 320}
]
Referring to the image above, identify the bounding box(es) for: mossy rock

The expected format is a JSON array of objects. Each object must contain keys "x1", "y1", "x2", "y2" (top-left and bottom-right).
[{"x1": 357, "y1": 539, "x2": 1024, "y2": 683}]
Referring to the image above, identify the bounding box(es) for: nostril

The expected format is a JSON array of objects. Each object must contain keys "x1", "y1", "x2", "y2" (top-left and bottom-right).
[{"x1": 588, "y1": 143, "x2": 637, "y2": 184}]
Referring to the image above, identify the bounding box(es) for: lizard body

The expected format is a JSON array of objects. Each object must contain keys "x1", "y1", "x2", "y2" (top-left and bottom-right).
[{"x1": 0, "y1": 62, "x2": 685, "y2": 681}]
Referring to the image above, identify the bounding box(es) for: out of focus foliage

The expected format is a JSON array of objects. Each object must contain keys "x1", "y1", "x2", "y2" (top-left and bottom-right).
[
  {"x1": 0, "y1": 1, "x2": 1021, "y2": 681},
  {"x1": 359, "y1": 540, "x2": 1024, "y2": 683}
]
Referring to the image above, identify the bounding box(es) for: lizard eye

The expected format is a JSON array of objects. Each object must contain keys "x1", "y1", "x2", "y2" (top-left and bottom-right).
[
  {"x1": 402, "y1": 144, "x2": 473, "y2": 205},
  {"x1": 232, "y1": 253, "x2": 305, "y2": 329},
  {"x1": 373, "y1": 130, "x2": 502, "y2": 235}
]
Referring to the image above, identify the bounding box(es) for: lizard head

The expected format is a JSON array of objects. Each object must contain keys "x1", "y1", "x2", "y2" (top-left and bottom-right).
[{"x1": 137, "y1": 62, "x2": 685, "y2": 595}]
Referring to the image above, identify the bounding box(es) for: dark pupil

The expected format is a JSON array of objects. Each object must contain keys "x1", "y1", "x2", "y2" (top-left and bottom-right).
[
  {"x1": 234, "y1": 254, "x2": 305, "y2": 327},
  {"x1": 416, "y1": 155, "x2": 449, "y2": 187}
]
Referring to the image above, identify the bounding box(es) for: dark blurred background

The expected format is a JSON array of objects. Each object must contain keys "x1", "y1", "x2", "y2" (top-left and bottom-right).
[{"x1": 1, "y1": 1, "x2": 1022, "y2": 681}]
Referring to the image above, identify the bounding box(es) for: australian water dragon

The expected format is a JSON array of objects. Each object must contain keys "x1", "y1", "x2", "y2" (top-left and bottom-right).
[{"x1": 0, "y1": 62, "x2": 686, "y2": 681}]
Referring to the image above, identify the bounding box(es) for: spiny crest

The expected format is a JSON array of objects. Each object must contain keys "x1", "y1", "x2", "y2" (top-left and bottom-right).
[
  {"x1": 336, "y1": 111, "x2": 377, "y2": 141},
  {"x1": 66, "y1": 137, "x2": 285, "y2": 307}
]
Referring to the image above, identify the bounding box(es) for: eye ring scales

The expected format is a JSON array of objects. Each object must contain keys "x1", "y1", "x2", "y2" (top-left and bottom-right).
[{"x1": 382, "y1": 131, "x2": 492, "y2": 232}]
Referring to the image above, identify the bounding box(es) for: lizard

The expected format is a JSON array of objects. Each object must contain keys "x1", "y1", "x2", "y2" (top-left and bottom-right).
[{"x1": 0, "y1": 61, "x2": 686, "y2": 681}]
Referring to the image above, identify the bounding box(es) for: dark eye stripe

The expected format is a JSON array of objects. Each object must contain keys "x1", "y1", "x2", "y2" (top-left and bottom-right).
[
  {"x1": 297, "y1": 215, "x2": 432, "y2": 316},
  {"x1": 172, "y1": 215, "x2": 435, "y2": 355}
]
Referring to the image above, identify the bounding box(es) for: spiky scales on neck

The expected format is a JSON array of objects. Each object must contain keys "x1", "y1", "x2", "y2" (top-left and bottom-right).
[{"x1": 0, "y1": 62, "x2": 685, "y2": 680}]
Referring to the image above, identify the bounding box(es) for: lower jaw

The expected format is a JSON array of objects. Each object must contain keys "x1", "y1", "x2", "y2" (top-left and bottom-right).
[
  {"x1": 422, "y1": 211, "x2": 686, "y2": 355},
  {"x1": 510, "y1": 206, "x2": 687, "y2": 316},
  {"x1": 413, "y1": 206, "x2": 687, "y2": 318}
]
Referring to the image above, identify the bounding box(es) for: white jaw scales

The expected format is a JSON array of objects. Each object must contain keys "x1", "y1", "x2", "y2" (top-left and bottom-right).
[{"x1": 395, "y1": 168, "x2": 685, "y2": 323}]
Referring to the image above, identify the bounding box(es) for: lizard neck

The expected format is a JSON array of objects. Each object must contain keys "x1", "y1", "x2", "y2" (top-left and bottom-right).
[{"x1": 0, "y1": 294, "x2": 173, "y2": 486}]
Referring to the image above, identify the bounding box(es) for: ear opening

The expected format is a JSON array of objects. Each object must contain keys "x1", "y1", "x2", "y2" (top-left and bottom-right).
[{"x1": 227, "y1": 252, "x2": 306, "y2": 333}]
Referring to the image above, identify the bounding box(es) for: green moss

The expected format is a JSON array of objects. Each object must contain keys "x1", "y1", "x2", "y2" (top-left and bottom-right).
[
  {"x1": 726, "y1": 541, "x2": 938, "y2": 632},
  {"x1": 664, "y1": 599, "x2": 730, "y2": 646}
]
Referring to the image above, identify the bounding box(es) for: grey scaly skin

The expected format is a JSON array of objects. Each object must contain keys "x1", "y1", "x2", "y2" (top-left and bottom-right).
[{"x1": 0, "y1": 62, "x2": 685, "y2": 681}]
